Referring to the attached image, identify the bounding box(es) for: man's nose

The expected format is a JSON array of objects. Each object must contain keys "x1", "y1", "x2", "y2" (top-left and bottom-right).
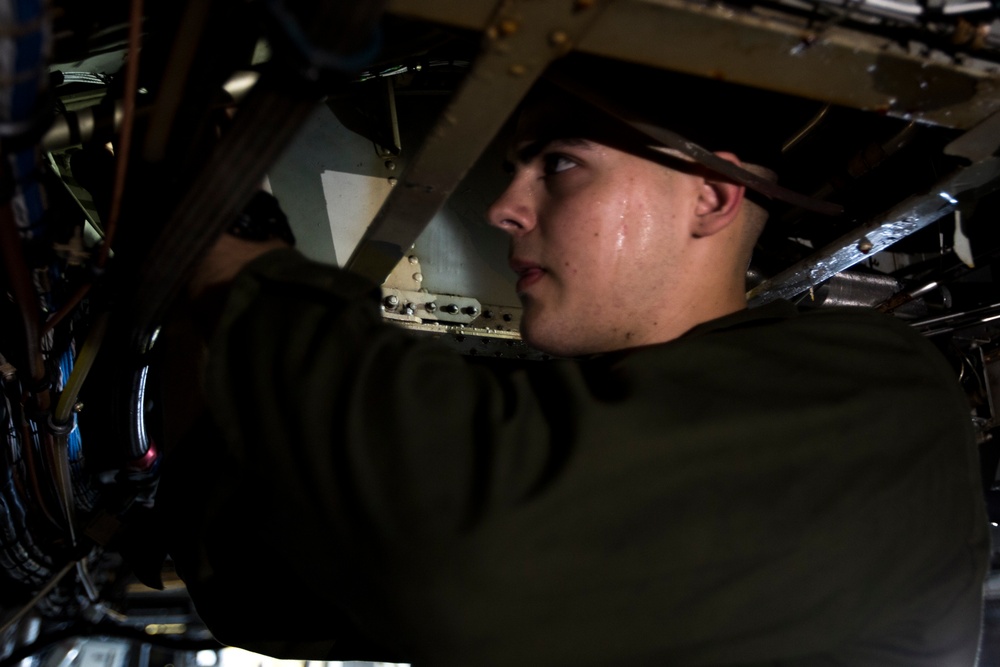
[{"x1": 486, "y1": 177, "x2": 536, "y2": 236}]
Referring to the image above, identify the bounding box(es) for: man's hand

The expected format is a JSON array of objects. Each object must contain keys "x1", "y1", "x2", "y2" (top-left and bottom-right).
[
  {"x1": 188, "y1": 188, "x2": 296, "y2": 301},
  {"x1": 188, "y1": 233, "x2": 289, "y2": 302}
]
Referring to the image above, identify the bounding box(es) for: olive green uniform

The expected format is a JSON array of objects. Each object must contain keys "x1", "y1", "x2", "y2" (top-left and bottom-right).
[{"x1": 158, "y1": 248, "x2": 989, "y2": 667}]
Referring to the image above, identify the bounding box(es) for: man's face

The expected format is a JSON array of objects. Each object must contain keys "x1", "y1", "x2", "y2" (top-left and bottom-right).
[{"x1": 487, "y1": 97, "x2": 701, "y2": 357}]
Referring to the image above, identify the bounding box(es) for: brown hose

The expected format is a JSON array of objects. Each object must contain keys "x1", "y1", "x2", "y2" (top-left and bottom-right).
[
  {"x1": 1, "y1": 197, "x2": 64, "y2": 531},
  {"x1": 97, "y1": 0, "x2": 144, "y2": 268},
  {"x1": 41, "y1": 284, "x2": 91, "y2": 336},
  {"x1": 0, "y1": 204, "x2": 47, "y2": 396}
]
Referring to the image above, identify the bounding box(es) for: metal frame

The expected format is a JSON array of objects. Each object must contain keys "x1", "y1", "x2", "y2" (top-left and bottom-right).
[{"x1": 369, "y1": 0, "x2": 1000, "y2": 309}]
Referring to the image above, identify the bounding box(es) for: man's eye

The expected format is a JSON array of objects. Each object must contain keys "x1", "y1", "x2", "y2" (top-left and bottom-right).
[{"x1": 542, "y1": 154, "x2": 577, "y2": 175}]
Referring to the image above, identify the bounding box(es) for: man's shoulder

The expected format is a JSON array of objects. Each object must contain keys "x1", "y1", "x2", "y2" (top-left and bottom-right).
[
  {"x1": 777, "y1": 303, "x2": 951, "y2": 367},
  {"x1": 641, "y1": 301, "x2": 965, "y2": 411},
  {"x1": 682, "y1": 300, "x2": 938, "y2": 358}
]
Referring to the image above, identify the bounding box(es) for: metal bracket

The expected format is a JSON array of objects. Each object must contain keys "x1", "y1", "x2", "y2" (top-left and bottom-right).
[{"x1": 381, "y1": 287, "x2": 484, "y2": 324}]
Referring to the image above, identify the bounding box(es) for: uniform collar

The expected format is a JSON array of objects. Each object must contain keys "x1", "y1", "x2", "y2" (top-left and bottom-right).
[{"x1": 679, "y1": 299, "x2": 799, "y2": 341}]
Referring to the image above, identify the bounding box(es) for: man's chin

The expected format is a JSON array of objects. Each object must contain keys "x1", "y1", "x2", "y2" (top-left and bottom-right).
[
  {"x1": 521, "y1": 320, "x2": 585, "y2": 358},
  {"x1": 520, "y1": 319, "x2": 557, "y2": 356}
]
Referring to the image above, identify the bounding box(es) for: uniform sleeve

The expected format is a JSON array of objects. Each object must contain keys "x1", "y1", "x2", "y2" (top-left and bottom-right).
[
  {"x1": 156, "y1": 251, "x2": 990, "y2": 667},
  {"x1": 157, "y1": 248, "x2": 560, "y2": 661}
]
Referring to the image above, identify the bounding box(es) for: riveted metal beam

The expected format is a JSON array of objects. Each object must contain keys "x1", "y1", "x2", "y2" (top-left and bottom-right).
[
  {"x1": 346, "y1": 0, "x2": 610, "y2": 285},
  {"x1": 747, "y1": 156, "x2": 1000, "y2": 306},
  {"x1": 388, "y1": 0, "x2": 1000, "y2": 130}
]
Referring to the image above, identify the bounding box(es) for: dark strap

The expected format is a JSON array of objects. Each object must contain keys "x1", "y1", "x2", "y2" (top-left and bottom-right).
[{"x1": 546, "y1": 72, "x2": 844, "y2": 217}]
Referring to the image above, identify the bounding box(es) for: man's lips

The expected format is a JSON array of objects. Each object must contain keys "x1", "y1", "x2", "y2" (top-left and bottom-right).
[{"x1": 511, "y1": 260, "x2": 545, "y2": 293}]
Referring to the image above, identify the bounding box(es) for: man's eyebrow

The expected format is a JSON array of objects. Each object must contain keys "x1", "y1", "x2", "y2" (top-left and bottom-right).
[{"x1": 502, "y1": 137, "x2": 595, "y2": 171}]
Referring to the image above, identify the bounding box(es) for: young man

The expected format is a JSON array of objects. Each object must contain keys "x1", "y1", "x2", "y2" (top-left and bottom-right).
[
  {"x1": 485, "y1": 81, "x2": 773, "y2": 356},
  {"x1": 158, "y1": 61, "x2": 989, "y2": 667}
]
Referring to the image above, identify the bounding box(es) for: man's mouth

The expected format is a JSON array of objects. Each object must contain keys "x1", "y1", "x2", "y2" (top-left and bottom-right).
[{"x1": 511, "y1": 260, "x2": 545, "y2": 293}]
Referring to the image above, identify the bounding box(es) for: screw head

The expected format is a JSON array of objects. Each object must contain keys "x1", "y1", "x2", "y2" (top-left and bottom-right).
[
  {"x1": 549, "y1": 30, "x2": 569, "y2": 47},
  {"x1": 498, "y1": 18, "x2": 519, "y2": 35}
]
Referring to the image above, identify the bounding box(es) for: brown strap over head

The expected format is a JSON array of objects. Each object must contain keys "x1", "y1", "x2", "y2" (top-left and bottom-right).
[{"x1": 545, "y1": 70, "x2": 844, "y2": 217}]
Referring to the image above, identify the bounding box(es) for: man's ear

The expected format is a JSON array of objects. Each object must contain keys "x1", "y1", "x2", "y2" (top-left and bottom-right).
[{"x1": 692, "y1": 151, "x2": 745, "y2": 238}]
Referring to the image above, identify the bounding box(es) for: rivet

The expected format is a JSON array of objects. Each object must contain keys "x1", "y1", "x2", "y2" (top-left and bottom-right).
[
  {"x1": 425, "y1": 302, "x2": 437, "y2": 313},
  {"x1": 404, "y1": 303, "x2": 416, "y2": 316},
  {"x1": 503, "y1": 313, "x2": 513, "y2": 322},
  {"x1": 498, "y1": 18, "x2": 520, "y2": 35},
  {"x1": 443, "y1": 304, "x2": 459, "y2": 314},
  {"x1": 857, "y1": 237, "x2": 874, "y2": 254},
  {"x1": 549, "y1": 30, "x2": 569, "y2": 47},
  {"x1": 483, "y1": 310, "x2": 494, "y2": 319},
  {"x1": 388, "y1": 177, "x2": 398, "y2": 185},
  {"x1": 509, "y1": 64, "x2": 527, "y2": 77},
  {"x1": 408, "y1": 255, "x2": 418, "y2": 264},
  {"x1": 413, "y1": 272, "x2": 423, "y2": 282},
  {"x1": 385, "y1": 160, "x2": 396, "y2": 171},
  {"x1": 463, "y1": 306, "x2": 479, "y2": 317},
  {"x1": 383, "y1": 295, "x2": 399, "y2": 309}
]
